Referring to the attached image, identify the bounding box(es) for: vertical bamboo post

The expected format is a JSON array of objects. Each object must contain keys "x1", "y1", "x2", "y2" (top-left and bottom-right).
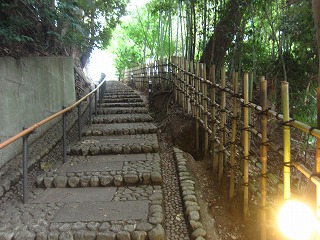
[
  {"x1": 229, "y1": 71, "x2": 238, "y2": 200},
  {"x1": 243, "y1": 72, "x2": 250, "y2": 218},
  {"x1": 248, "y1": 73, "x2": 254, "y2": 149},
  {"x1": 177, "y1": 57, "x2": 182, "y2": 106},
  {"x1": 190, "y1": 61, "x2": 195, "y2": 117},
  {"x1": 210, "y1": 65, "x2": 218, "y2": 172},
  {"x1": 260, "y1": 76, "x2": 268, "y2": 240},
  {"x1": 158, "y1": 60, "x2": 162, "y2": 89},
  {"x1": 195, "y1": 62, "x2": 200, "y2": 159},
  {"x1": 153, "y1": 62, "x2": 156, "y2": 89},
  {"x1": 219, "y1": 67, "x2": 226, "y2": 183},
  {"x1": 137, "y1": 66, "x2": 140, "y2": 89},
  {"x1": 172, "y1": 57, "x2": 178, "y2": 103},
  {"x1": 282, "y1": 81, "x2": 291, "y2": 200},
  {"x1": 201, "y1": 64, "x2": 209, "y2": 157},
  {"x1": 316, "y1": 88, "x2": 320, "y2": 239},
  {"x1": 144, "y1": 64, "x2": 148, "y2": 91},
  {"x1": 199, "y1": 64, "x2": 204, "y2": 124},
  {"x1": 185, "y1": 59, "x2": 191, "y2": 114},
  {"x1": 181, "y1": 58, "x2": 186, "y2": 112}
]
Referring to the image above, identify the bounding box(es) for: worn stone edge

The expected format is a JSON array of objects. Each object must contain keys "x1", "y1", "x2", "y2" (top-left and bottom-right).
[
  {"x1": 173, "y1": 147, "x2": 207, "y2": 240},
  {"x1": 0, "y1": 190, "x2": 166, "y2": 240}
]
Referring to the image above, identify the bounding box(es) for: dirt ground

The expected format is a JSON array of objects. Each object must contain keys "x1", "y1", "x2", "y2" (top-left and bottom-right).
[
  {"x1": 146, "y1": 87, "x2": 319, "y2": 240},
  {"x1": 151, "y1": 91, "x2": 246, "y2": 240}
]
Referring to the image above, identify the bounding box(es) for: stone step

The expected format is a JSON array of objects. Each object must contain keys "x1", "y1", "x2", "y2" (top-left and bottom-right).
[
  {"x1": 105, "y1": 86, "x2": 134, "y2": 91},
  {"x1": 101, "y1": 98, "x2": 143, "y2": 103},
  {"x1": 104, "y1": 92, "x2": 137, "y2": 97},
  {"x1": 6, "y1": 185, "x2": 165, "y2": 239},
  {"x1": 92, "y1": 114, "x2": 153, "y2": 124},
  {"x1": 100, "y1": 102, "x2": 146, "y2": 108},
  {"x1": 68, "y1": 134, "x2": 159, "y2": 156},
  {"x1": 103, "y1": 94, "x2": 140, "y2": 99},
  {"x1": 97, "y1": 107, "x2": 149, "y2": 114},
  {"x1": 37, "y1": 154, "x2": 162, "y2": 188},
  {"x1": 83, "y1": 122, "x2": 157, "y2": 136}
]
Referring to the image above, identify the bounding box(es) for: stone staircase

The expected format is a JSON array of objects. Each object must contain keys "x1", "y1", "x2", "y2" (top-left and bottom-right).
[{"x1": 0, "y1": 81, "x2": 166, "y2": 239}]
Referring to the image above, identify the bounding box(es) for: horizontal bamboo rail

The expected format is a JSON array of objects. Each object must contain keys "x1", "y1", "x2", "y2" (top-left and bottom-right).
[{"x1": 127, "y1": 57, "x2": 320, "y2": 239}]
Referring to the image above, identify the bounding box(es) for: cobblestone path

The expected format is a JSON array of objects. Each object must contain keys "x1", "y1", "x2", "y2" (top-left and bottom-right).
[{"x1": 0, "y1": 81, "x2": 207, "y2": 240}]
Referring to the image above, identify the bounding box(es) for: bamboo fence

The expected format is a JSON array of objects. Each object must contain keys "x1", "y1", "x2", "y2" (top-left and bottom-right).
[{"x1": 124, "y1": 56, "x2": 320, "y2": 239}]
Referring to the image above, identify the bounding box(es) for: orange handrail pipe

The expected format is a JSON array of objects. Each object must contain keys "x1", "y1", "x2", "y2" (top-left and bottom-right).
[{"x1": 0, "y1": 79, "x2": 107, "y2": 150}]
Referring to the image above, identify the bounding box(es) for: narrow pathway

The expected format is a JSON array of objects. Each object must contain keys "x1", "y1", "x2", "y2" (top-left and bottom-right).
[{"x1": 0, "y1": 81, "x2": 197, "y2": 240}]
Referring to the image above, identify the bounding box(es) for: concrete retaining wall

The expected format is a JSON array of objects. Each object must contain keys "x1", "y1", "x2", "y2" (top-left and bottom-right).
[{"x1": 0, "y1": 57, "x2": 75, "y2": 168}]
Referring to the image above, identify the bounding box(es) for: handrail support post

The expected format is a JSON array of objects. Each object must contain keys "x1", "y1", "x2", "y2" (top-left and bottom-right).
[
  {"x1": 62, "y1": 106, "x2": 67, "y2": 163},
  {"x1": 89, "y1": 96, "x2": 92, "y2": 126},
  {"x1": 94, "y1": 84, "x2": 98, "y2": 115},
  {"x1": 22, "y1": 127, "x2": 29, "y2": 204},
  {"x1": 78, "y1": 103, "x2": 82, "y2": 141}
]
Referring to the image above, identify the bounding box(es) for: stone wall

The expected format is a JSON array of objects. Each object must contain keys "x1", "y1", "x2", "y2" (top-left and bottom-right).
[{"x1": 0, "y1": 57, "x2": 75, "y2": 168}]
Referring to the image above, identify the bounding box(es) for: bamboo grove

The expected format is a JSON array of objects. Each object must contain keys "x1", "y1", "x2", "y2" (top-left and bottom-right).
[
  {"x1": 124, "y1": 58, "x2": 320, "y2": 239},
  {"x1": 111, "y1": 0, "x2": 319, "y2": 128}
]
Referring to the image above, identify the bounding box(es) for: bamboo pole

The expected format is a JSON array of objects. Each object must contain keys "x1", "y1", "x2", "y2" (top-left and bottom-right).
[
  {"x1": 190, "y1": 61, "x2": 195, "y2": 117},
  {"x1": 210, "y1": 65, "x2": 218, "y2": 172},
  {"x1": 157, "y1": 60, "x2": 162, "y2": 90},
  {"x1": 229, "y1": 71, "x2": 238, "y2": 200},
  {"x1": 282, "y1": 81, "x2": 291, "y2": 200},
  {"x1": 316, "y1": 88, "x2": 320, "y2": 235},
  {"x1": 243, "y1": 72, "x2": 250, "y2": 218},
  {"x1": 195, "y1": 62, "x2": 200, "y2": 159},
  {"x1": 172, "y1": 57, "x2": 178, "y2": 103},
  {"x1": 182, "y1": 58, "x2": 186, "y2": 113},
  {"x1": 185, "y1": 59, "x2": 191, "y2": 114},
  {"x1": 201, "y1": 64, "x2": 209, "y2": 157},
  {"x1": 151, "y1": 61, "x2": 155, "y2": 90},
  {"x1": 179, "y1": 57, "x2": 183, "y2": 107},
  {"x1": 179, "y1": 57, "x2": 185, "y2": 111},
  {"x1": 204, "y1": 74, "x2": 320, "y2": 138},
  {"x1": 260, "y1": 77, "x2": 268, "y2": 240},
  {"x1": 219, "y1": 67, "x2": 226, "y2": 183}
]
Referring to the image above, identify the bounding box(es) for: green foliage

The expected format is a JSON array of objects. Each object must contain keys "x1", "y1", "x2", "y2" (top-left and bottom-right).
[
  {"x1": 0, "y1": 0, "x2": 128, "y2": 62},
  {"x1": 111, "y1": 3, "x2": 174, "y2": 77}
]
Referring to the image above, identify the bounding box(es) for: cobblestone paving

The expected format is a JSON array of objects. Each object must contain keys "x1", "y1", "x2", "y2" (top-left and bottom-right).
[
  {"x1": 159, "y1": 141, "x2": 190, "y2": 240},
  {"x1": 0, "y1": 81, "x2": 205, "y2": 240}
]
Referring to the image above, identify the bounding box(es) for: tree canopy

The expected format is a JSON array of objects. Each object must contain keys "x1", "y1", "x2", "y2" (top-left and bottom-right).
[
  {"x1": 0, "y1": 0, "x2": 128, "y2": 67},
  {"x1": 110, "y1": 0, "x2": 318, "y2": 125}
]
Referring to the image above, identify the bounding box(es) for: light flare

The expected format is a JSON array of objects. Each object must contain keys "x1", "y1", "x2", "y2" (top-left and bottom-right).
[{"x1": 278, "y1": 200, "x2": 317, "y2": 240}]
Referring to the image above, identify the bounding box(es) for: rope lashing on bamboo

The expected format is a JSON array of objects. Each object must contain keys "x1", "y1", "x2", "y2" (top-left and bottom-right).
[
  {"x1": 308, "y1": 126, "x2": 318, "y2": 136},
  {"x1": 259, "y1": 140, "x2": 271, "y2": 147},
  {"x1": 283, "y1": 161, "x2": 291, "y2": 168},
  {"x1": 259, "y1": 107, "x2": 271, "y2": 116},
  {"x1": 282, "y1": 119, "x2": 295, "y2": 127},
  {"x1": 241, "y1": 182, "x2": 250, "y2": 187}
]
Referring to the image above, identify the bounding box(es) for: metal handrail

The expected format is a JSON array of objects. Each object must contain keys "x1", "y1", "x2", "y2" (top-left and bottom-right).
[
  {"x1": 0, "y1": 78, "x2": 106, "y2": 150},
  {"x1": 0, "y1": 77, "x2": 107, "y2": 204}
]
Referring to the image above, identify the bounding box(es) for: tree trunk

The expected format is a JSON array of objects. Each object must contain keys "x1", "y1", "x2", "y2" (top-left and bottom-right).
[{"x1": 200, "y1": 0, "x2": 250, "y2": 72}]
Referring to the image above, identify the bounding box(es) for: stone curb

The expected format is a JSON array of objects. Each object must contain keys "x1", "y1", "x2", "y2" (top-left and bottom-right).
[{"x1": 173, "y1": 148, "x2": 207, "y2": 240}]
